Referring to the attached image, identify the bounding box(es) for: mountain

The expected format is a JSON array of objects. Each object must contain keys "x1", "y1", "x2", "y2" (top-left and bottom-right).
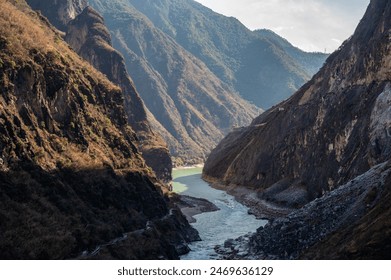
[
  {"x1": 89, "y1": 0, "x2": 261, "y2": 165},
  {"x1": 126, "y1": 0, "x2": 328, "y2": 109},
  {"x1": 0, "y1": 0, "x2": 197, "y2": 259},
  {"x1": 253, "y1": 29, "x2": 329, "y2": 75},
  {"x1": 65, "y1": 6, "x2": 172, "y2": 181},
  {"x1": 27, "y1": 0, "x2": 172, "y2": 181},
  {"x1": 204, "y1": 0, "x2": 391, "y2": 259}
]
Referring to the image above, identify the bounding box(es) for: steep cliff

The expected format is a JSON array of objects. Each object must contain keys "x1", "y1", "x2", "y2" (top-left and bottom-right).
[
  {"x1": 65, "y1": 6, "x2": 172, "y2": 181},
  {"x1": 89, "y1": 0, "x2": 261, "y2": 165},
  {"x1": 204, "y1": 0, "x2": 390, "y2": 204},
  {"x1": 25, "y1": 0, "x2": 87, "y2": 31},
  {"x1": 0, "y1": 0, "x2": 197, "y2": 259},
  {"x1": 205, "y1": 0, "x2": 391, "y2": 259}
]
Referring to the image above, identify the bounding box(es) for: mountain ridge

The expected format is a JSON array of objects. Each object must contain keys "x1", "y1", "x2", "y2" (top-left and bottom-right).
[{"x1": 127, "y1": 0, "x2": 328, "y2": 108}]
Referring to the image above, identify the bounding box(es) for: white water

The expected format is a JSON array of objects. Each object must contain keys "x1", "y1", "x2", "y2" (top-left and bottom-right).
[{"x1": 173, "y1": 167, "x2": 266, "y2": 260}]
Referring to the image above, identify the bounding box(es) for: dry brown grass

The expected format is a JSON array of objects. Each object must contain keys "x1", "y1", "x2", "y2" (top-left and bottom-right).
[
  {"x1": 0, "y1": 0, "x2": 120, "y2": 92},
  {"x1": 0, "y1": 0, "x2": 148, "y2": 173},
  {"x1": 0, "y1": 0, "x2": 51, "y2": 56}
]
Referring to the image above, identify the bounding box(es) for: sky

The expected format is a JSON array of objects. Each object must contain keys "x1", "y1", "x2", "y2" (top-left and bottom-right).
[{"x1": 194, "y1": 0, "x2": 370, "y2": 52}]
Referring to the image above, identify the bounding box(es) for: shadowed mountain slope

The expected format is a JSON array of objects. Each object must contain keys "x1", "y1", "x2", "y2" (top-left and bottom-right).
[{"x1": 0, "y1": 0, "x2": 197, "y2": 259}]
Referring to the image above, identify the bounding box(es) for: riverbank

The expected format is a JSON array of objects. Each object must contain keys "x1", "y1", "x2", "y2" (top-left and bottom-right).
[
  {"x1": 171, "y1": 166, "x2": 219, "y2": 223},
  {"x1": 174, "y1": 166, "x2": 293, "y2": 220},
  {"x1": 170, "y1": 194, "x2": 219, "y2": 223},
  {"x1": 173, "y1": 164, "x2": 204, "y2": 170},
  {"x1": 203, "y1": 176, "x2": 294, "y2": 220}
]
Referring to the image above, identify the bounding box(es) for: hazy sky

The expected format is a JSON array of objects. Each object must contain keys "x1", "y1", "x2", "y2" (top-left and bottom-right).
[{"x1": 194, "y1": 0, "x2": 370, "y2": 52}]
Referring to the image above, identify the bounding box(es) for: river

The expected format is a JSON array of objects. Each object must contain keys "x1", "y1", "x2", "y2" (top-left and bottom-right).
[{"x1": 173, "y1": 167, "x2": 267, "y2": 260}]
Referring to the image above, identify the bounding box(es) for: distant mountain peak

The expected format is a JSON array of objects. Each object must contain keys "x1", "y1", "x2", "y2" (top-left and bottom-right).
[{"x1": 126, "y1": 0, "x2": 328, "y2": 109}]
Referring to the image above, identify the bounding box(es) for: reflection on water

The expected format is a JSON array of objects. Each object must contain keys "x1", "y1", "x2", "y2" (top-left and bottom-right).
[{"x1": 173, "y1": 167, "x2": 266, "y2": 260}]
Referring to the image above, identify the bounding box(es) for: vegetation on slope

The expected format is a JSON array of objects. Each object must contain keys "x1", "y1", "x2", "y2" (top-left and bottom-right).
[{"x1": 0, "y1": 0, "x2": 196, "y2": 259}]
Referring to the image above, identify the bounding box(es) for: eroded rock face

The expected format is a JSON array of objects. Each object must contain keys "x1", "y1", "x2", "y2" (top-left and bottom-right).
[
  {"x1": 65, "y1": 6, "x2": 173, "y2": 182},
  {"x1": 205, "y1": 0, "x2": 391, "y2": 260},
  {"x1": 204, "y1": 0, "x2": 391, "y2": 203},
  {"x1": 26, "y1": 0, "x2": 87, "y2": 31},
  {"x1": 0, "y1": 1, "x2": 197, "y2": 259}
]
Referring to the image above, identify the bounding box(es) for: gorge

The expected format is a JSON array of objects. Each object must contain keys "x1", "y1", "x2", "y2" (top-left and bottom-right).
[
  {"x1": 172, "y1": 167, "x2": 266, "y2": 259},
  {"x1": 1, "y1": 0, "x2": 390, "y2": 260}
]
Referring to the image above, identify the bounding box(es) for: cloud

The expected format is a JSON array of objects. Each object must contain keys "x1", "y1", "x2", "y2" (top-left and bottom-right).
[{"x1": 195, "y1": 0, "x2": 369, "y2": 52}]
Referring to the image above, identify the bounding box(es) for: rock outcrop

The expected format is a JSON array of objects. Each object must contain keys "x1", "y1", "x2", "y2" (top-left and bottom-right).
[
  {"x1": 25, "y1": 0, "x2": 87, "y2": 31},
  {"x1": 65, "y1": 6, "x2": 172, "y2": 182},
  {"x1": 0, "y1": 0, "x2": 197, "y2": 259},
  {"x1": 205, "y1": 0, "x2": 391, "y2": 259},
  {"x1": 204, "y1": 0, "x2": 391, "y2": 204}
]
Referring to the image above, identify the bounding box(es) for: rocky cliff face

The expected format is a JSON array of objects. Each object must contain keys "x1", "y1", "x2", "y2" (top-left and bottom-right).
[
  {"x1": 205, "y1": 0, "x2": 391, "y2": 259},
  {"x1": 65, "y1": 6, "x2": 172, "y2": 182},
  {"x1": 25, "y1": 0, "x2": 87, "y2": 31},
  {"x1": 204, "y1": 0, "x2": 391, "y2": 204},
  {"x1": 89, "y1": 0, "x2": 261, "y2": 165},
  {"x1": 0, "y1": 0, "x2": 197, "y2": 259}
]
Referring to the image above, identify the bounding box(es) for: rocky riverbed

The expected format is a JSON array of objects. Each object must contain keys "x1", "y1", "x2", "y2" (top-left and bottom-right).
[
  {"x1": 208, "y1": 182, "x2": 295, "y2": 219},
  {"x1": 215, "y1": 162, "x2": 391, "y2": 259}
]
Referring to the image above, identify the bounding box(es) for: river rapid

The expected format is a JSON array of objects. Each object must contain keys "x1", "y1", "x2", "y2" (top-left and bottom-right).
[{"x1": 173, "y1": 167, "x2": 267, "y2": 260}]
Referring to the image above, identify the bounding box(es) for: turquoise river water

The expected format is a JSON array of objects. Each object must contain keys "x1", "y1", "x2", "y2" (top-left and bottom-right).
[{"x1": 172, "y1": 167, "x2": 266, "y2": 260}]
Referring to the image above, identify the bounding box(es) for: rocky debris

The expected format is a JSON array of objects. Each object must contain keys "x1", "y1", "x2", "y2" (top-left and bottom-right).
[
  {"x1": 217, "y1": 162, "x2": 391, "y2": 260},
  {"x1": 302, "y1": 170, "x2": 391, "y2": 259},
  {"x1": 214, "y1": 234, "x2": 253, "y2": 260}
]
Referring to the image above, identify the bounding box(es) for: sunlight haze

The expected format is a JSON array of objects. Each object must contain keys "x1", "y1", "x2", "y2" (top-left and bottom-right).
[{"x1": 194, "y1": 0, "x2": 370, "y2": 52}]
